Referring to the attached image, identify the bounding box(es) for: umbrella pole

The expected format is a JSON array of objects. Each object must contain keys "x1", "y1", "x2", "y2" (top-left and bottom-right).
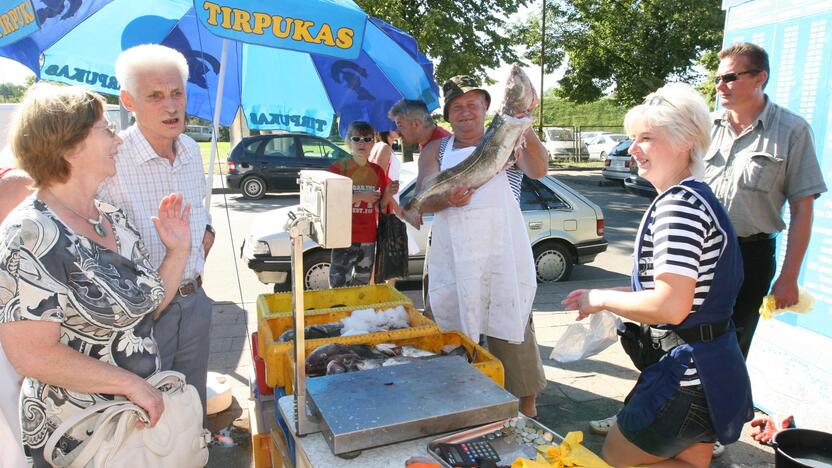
[{"x1": 206, "y1": 39, "x2": 230, "y2": 205}]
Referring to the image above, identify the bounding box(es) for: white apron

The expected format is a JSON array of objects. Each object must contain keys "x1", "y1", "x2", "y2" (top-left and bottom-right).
[
  {"x1": 0, "y1": 341, "x2": 25, "y2": 468},
  {"x1": 428, "y1": 136, "x2": 537, "y2": 343}
]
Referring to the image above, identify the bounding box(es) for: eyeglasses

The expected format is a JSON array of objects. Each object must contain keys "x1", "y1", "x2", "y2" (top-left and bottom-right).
[
  {"x1": 644, "y1": 94, "x2": 676, "y2": 109},
  {"x1": 96, "y1": 121, "x2": 118, "y2": 137},
  {"x1": 350, "y1": 136, "x2": 374, "y2": 143},
  {"x1": 714, "y1": 70, "x2": 760, "y2": 85}
]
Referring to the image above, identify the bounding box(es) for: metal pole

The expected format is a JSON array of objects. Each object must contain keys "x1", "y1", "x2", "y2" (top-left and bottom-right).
[
  {"x1": 290, "y1": 217, "x2": 316, "y2": 440},
  {"x1": 539, "y1": 0, "x2": 546, "y2": 136},
  {"x1": 206, "y1": 39, "x2": 230, "y2": 206}
]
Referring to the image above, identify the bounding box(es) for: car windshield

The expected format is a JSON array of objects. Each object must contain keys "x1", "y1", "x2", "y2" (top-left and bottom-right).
[{"x1": 611, "y1": 140, "x2": 632, "y2": 155}]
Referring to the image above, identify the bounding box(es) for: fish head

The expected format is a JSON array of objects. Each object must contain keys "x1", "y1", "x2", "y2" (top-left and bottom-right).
[{"x1": 500, "y1": 65, "x2": 536, "y2": 117}]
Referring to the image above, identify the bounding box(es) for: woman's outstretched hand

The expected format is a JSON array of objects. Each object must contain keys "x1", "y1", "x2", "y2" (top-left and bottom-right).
[{"x1": 562, "y1": 289, "x2": 605, "y2": 320}]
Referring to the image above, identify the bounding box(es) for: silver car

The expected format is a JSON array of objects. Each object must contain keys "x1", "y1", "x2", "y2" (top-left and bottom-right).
[
  {"x1": 242, "y1": 163, "x2": 608, "y2": 291},
  {"x1": 601, "y1": 139, "x2": 634, "y2": 181}
]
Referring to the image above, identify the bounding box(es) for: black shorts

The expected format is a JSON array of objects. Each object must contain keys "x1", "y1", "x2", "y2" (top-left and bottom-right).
[{"x1": 618, "y1": 385, "x2": 717, "y2": 458}]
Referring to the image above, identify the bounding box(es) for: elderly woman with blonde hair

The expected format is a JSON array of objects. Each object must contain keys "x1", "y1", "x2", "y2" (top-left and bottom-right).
[
  {"x1": 0, "y1": 83, "x2": 191, "y2": 467},
  {"x1": 563, "y1": 83, "x2": 753, "y2": 467}
]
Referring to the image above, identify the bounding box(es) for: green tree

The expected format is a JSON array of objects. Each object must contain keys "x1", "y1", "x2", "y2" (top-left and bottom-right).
[
  {"x1": 0, "y1": 82, "x2": 27, "y2": 102},
  {"x1": 697, "y1": 50, "x2": 720, "y2": 109},
  {"x1": 515, "y1": 0, "x2": 725, "y2": 106},
  {"x1": 357, "y1": 0, "x2": 529, "y2": 83}
]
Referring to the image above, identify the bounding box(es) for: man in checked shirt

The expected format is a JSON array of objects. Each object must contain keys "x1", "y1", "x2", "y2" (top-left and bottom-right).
[{"x1": 99, "y1": 45, "x2": 216, "y2": 427}]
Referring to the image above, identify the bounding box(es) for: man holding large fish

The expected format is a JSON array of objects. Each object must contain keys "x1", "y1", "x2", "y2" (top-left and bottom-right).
[{"x1": 403, "y1": 66, "x2": 548, "y2": 417}]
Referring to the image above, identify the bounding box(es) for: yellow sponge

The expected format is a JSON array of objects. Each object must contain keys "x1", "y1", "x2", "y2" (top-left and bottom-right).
[
  {"x1": 758, "y1": 289, "x2": 815, "y2": 320},
  {"x1": 511, "y1": 431, "x2": 611, "y2": 468}
]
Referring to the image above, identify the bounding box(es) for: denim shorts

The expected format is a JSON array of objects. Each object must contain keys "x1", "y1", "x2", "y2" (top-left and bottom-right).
[{"x1": 618, "y1": 385, "x2": 717, "y2": 458}]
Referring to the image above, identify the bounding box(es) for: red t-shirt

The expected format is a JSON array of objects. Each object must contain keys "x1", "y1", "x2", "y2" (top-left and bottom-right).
[
  {"x1": 420, "y1": 126, "x2": 452, "y2": 150},
  {"x1": 328, "y1": 158, "x2": 390, "y2": 243}
]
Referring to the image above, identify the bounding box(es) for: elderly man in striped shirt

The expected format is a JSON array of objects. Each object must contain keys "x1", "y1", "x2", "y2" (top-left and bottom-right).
[{"x1": 99, "y1": 45, "x2": 215, "y2": 427}]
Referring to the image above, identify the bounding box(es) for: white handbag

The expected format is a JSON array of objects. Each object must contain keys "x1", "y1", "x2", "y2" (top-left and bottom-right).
[{"x1": 44, "y1": 371, "x2": 211, "y2": 468}]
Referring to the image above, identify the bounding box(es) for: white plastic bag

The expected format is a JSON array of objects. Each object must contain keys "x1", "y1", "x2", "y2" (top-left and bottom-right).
[{"x1": 549, "y1": 311, "x2": 622, "y2": 362}]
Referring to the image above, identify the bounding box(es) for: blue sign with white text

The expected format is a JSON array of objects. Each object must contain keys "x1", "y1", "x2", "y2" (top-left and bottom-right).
[
  {"x1": 193, "y1": 0, "x2": 366, "y2": 59},
  {"x1": 0, "y1": 0, "x2": 38, "y2": 47}
]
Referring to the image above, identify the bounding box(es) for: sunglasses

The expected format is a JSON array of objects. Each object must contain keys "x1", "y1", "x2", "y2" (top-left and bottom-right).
[
  {"x1": 350, "y1": 136, "x2": 374, "y2": 143},
  {"x1": 714, "y1": 70, "x2": 760, "y2": 85},
  {"x1": 643, "y1": 94, "x2": 676, "y2": 109}
]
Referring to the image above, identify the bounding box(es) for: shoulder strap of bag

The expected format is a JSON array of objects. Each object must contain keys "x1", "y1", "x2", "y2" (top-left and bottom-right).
[
  {"x1": 43, "y1": 371, "x2": 186, "y2": 467},
  {"x1": 44, "y1": 400, "x2": 137, "y2": 467}
]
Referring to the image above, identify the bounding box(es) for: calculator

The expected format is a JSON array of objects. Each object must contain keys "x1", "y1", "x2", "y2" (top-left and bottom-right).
[{"x1": 434, "y1": 439, "x2": 500, "y2": 467}]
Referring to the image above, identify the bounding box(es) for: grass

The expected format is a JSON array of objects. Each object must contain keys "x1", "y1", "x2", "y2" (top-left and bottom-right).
[
  {"x1": 198, "y1": 141, "x2": 231, "y2": 175},
  {"x1": 549, "y1": 160, "x2": 605, "y2": 169}
]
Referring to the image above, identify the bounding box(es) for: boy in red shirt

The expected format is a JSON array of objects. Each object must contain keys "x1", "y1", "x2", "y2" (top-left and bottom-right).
[{"x1": 328, "y1": 121, "x2": 395, "y2": 287}]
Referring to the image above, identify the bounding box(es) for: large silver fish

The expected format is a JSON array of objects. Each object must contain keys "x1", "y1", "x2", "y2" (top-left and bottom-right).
[{"x1": 402, "y1": 64, "x2": 536, "y2": 228}]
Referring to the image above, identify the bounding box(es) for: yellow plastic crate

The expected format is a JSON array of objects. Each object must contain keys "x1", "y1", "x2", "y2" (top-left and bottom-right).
[
  {"x1": 259, "y1": 303, "x2": 439, "y2": 388},
  {"x1": 256, "y1": 284, "x2": 411, "y2": 323},
  {"x1": 281, "y1": 331, "x2": 504, "y2": 395},
  {"x1": 269, "y1": 430, "x2": 290, "y2": 468},
  {"x1": 252, "y1": 433, "x2": 272, "y2": 468}
]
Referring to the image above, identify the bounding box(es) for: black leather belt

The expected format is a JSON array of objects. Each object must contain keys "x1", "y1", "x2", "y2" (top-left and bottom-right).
[
  {"x1": 649, "y1": 320, "x2": 732, "y2": 352},
  {"x1": 178, "y1": 276, "x2": 202, "y2": 296},
  {"x1": 738, "y1": 232, "x2": 776, "y2": 244}
]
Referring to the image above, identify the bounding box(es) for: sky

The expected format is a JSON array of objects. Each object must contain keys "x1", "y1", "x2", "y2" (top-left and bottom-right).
[{"x1": 0, "y1": 59, "x2": 34, "y2": 84}]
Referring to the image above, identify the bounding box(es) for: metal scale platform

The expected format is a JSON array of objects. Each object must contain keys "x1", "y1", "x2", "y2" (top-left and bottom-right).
[
  {"x1": 289, "y1": 171, "x2": 518, "y2": 459},
  {"x1": 307, "y1": 355, "x2": 518, "y2": 455}
]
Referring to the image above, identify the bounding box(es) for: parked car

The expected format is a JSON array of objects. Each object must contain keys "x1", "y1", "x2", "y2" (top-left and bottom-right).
[
  {"x1": 541, "y1": 127, "x2": 589, "y2": 160},
  {"x1": 586, "y1": 134, "x2": 628, "y2": 160},
  {"x1": 601, "y1": 139, "x2": 633, "y2": 181},
  {"x1": 225, "y1": 133, "x2": 351, "y2": 199},
  {"x1": 242, "y1": 163, "x2": 608, "y2": 291},
  {"x1": 185, "y1": 125, "x2": 213, "y2": 142},
  {"x1": 623, "y1": 156, "x2": 657, "y2": 199},
  {"x1": 579, "y1": 131, "x2": 612, "y2": 142}
]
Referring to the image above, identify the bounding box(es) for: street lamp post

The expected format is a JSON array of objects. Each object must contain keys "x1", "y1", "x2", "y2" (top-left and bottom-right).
[{"x1": 539, "y1": 0, "x2": 546, "y2": 136}]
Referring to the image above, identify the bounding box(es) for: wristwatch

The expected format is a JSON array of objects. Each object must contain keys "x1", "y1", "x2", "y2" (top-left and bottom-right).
[{"x1": 205, "y1": 224, "x2": 216, "y2": 236}]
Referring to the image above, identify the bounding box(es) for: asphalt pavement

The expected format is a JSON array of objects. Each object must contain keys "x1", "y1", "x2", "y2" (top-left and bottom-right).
[{"x1": 202, "y1": 169, "x2": 779, "y2": 467}]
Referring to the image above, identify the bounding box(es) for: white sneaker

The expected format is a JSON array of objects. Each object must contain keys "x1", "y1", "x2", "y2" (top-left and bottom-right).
[
  {"x1": 589, "y1": 415, "x2": 617, "y2": 434},
  {"x1": 712, "y1": 441, "x2": 725, "y2": 458}
]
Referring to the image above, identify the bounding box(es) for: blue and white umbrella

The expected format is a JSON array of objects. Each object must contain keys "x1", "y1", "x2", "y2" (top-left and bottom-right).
[{"x1": 0, "y1": 0, "x2": 440, "y2": 138}]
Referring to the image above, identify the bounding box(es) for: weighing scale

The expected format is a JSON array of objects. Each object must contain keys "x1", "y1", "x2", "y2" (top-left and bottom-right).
[{"x1": 288, "y1": 171, "x2": 520, "y2": 462}]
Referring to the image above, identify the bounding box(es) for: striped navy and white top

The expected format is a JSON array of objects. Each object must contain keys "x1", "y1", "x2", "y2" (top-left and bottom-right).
[
  {"x1": 507, "y1": 165, "x2": 524, "y2": 202},
  {"x1": 635, "y1": 180, "x2": 726, "y2": 387}
]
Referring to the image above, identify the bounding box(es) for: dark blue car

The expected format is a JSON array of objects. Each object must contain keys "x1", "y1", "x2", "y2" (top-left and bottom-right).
[{"x1": 225, "y1": 133, "x2": 351, "y2": 199}]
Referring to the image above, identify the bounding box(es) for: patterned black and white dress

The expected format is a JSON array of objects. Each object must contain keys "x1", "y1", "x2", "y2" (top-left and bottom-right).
[{"x1": 0, "y1": 196, "x2": 164, "y2": 466}]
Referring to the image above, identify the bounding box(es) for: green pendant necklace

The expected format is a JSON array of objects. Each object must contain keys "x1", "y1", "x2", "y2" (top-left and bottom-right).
[{"x1": 45, "y1": 190, "x2": 107, "y2": 238}]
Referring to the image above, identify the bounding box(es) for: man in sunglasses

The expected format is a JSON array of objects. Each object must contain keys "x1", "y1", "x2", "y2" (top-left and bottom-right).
[
  {"x1": 327, "y1": 121, "x2": 396, "y2": 287},
  {"x1": 706, "y1": 42, "x2": 827, "y2": 360}
]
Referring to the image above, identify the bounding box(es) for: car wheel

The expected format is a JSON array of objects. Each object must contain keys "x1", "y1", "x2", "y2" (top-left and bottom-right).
[
  {"x1": 303, "y1": 250, "x2": 332, "y2": 290},
  {"x1": 242, "y1": 176, "x2": 267, "y2": 200},
  {"x1": 599, "y1": 151, "x2": 607, "y2": 161},
  {"x1": 532, "y1": 242, "x2": 574, "y2": 282}
]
